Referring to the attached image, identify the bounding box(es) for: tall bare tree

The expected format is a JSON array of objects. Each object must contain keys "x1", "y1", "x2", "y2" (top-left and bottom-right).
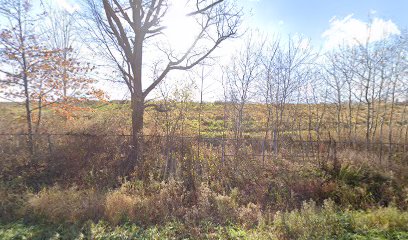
[
  {"x1": 261, "y1": 35, "x2": 314, "y2": 152},
  {"x1": 324, "y1": 51, "x2": 347, "y2": 139},
  {"x1": 225, "y1": 32, "x2": 263, "y2": 140},
  {"x1": 82, "y1": 0, "x2": 241, "y2": 171},
  {"x1": 42, "y1": 5, "x2": 76, "y2": 99}
]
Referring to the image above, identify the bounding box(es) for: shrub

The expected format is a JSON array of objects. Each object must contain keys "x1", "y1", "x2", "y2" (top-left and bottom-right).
[
  {"x1": 319, "y1": 163, "x2": 403, "y2": 209},
  {"x1": 147, "y1": 180, "x2": 186, "y2": 224},
  {"x1": 185, "y1": 183, "x2": 255, "y2": 225},
  {"x1": 27, "y1": 186, "x2": 105, "y2": 224},
  {"x1": 352, "y1": 207, "x2": 408, "y2": 232},
  {"x1": 214, "y1": 194, "x2": 238, "y2": 224},
  {"x1": 0, "y1": 183, "x2": 28, "y2": 222},
  {"x1": 273, "y1": 199, "x2": 351, "y2": 240},
  {"x1": 104, "y1": 191, "x2": 139, "y2": 225},
  {"x1": 195, "y1": 183, "x2": 215, "y2": 221},
  {"x1": 105, "y1": 180, "x2": 186, "y2": 226},
  {"x1": 329, "y1": 182, "x2": 372, "y2": 209},
  {"x1": 0, "y1": 222, "x2": 44, "y2": 240},
  {"x1": 238, "y1": 203, "x2": 262, "y2": 228}
]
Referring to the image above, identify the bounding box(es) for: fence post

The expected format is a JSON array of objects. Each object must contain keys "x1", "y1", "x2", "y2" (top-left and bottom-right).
[
  {"x1": 261, "y1": 139, "x2": 265, "y2": 167},
  {"x1": 221, "y1": 138, "x2": 225, "y2": 166},
  {"x1": 329, "y1": 138, "x2": 340, "y2": 176},
  {"x1": 47, "y1": 134, "x2": 53, "y2": 155}
]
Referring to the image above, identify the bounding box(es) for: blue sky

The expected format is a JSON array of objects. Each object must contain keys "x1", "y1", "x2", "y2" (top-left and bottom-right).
[{"x1": 240, "y1": 0, "x2": 407, "y2": 48}]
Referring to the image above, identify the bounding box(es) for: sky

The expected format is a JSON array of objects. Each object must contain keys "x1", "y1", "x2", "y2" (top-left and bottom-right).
[
  {"x1": 240, "y1": 0, "x2": 406, "y2": 49},
  {"x1": 55, "y1": 0, "x2": 407, "y2": 48},
  {"x1": 16, "y1": 0, "x2": 408, "y2": 100}
]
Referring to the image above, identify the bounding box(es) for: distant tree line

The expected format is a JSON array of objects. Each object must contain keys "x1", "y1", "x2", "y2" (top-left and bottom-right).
[{"x1": 222, "y1": 30, "x2": 408, "y2": 151}]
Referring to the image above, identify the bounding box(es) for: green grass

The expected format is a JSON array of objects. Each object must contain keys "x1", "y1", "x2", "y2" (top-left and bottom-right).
[
  {"x1": 0, "y1": 221, "x2": 264, "y2": 240},
  {"x1": 2, "y1": 205, "x2": 408, "y2": 240}
]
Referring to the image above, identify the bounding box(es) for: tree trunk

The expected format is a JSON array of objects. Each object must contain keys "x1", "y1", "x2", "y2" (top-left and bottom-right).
[
  {"x1": 35, "y1": 94, "x2": 42, "y2": 134},
  {"x1": 365, "y1": 86, "x2": 371, "y2": 148},
  {"x1": 329, "y1": 138, "x2": 340, "y2": 177},
  {"x1": 128, "y1": 32, "x2": 144, "y2": 177},
  {"x1": 24, "y1": 80, "x2": 34, "y2": 156},
  {"x1": 130, "y1": 95, "x2": 144, "y2": 175},
  {"x1": 62, "y1": 50, "x2": 68, "y2": 98},
  {"x1": 388, "y1": 81, "x2": 397, "y2": 161},
  {"x1": 347, "y1": 82, "x2": 353, "y2": 143},
  {"x1": 18, "y1": 11, "x2": 34, "y2": 157}
]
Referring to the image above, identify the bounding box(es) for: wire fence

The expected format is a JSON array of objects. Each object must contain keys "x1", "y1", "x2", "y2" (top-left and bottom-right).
[
  {"x1": 1, "y1": 133, "x2": 407, "y2": 186},
  {"x1": 1, "y1": 133, "x2": 406, "y2": 161}
]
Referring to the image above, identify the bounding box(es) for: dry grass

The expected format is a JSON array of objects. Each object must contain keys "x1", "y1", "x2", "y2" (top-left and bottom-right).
[
  {"x1": 104, "y1": 191, "x2": 140, "y2": 225},
  {"x1": 28, "y1": 187, "x2": 105, "y2": 224},
  {"x1": 23, "y1": 181, "x2": 264, "y2": 227}
]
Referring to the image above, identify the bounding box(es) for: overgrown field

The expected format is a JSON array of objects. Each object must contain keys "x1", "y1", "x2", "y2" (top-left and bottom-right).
[
  {"x1": 1, "y1": 101, "x2": 407, "y2": 140},
  {"x1": 1, "y1": 102, "x2": 408, "y2": 239}
]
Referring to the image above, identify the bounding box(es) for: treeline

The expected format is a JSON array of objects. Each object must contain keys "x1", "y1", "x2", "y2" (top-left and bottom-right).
[{"x1": 219, "y1": 31, "x2": 408, "y2": 147}]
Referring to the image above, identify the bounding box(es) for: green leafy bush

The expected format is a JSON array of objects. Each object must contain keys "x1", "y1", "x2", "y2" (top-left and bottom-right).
[
  {"x1": 273, "y1": 199, "x2": 352, "y2": 240},
  {"x1": 352, "y1": 207, "x2": 408, "y2": 232}
]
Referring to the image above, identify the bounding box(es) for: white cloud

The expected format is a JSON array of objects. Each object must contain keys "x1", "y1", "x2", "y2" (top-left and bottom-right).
[
  {"x1": 322, "y1": 14, "x2": 400, "y2": 49},
  {"x1": 55, "y1": 0, "x2": 80, "y2": 13}
]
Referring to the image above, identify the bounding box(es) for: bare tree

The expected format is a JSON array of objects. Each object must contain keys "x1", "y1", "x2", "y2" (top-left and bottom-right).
[
  {"x1": 261, "y1": 35, "x2": 315, "y2": 153},
  {"x1": 225, "y1": 32, "x2": 263, "y2": 140},
  {"x1": 82, "y1": 0, "x2": 241, "y2": 172},
  {"x1": 41, "y1": 5, "x2": 76, "y2": 99},
  {"x1": 0, "y1": 0, "x2": 43, "y2": 155},
  {"x1": 321, "y1": 27, "x2": 407, "y2": 159},
  {"x1": 352, "y1": 33, "x2": 390, "y2": 147},
  {"x1": 259, "y1": 36, "x2": 279, "y2": 156},
  {"x1": 324, "y1": 51, "x2": 348, "y2": 139},
  {"x1": 384, "y1": 32, "x2": 408, "y2": 158}
]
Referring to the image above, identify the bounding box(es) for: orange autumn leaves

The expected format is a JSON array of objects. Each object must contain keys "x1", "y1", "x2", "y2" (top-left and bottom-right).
[{"x1": 0, "y1": 28, "x2": 107, "y2": 120}]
